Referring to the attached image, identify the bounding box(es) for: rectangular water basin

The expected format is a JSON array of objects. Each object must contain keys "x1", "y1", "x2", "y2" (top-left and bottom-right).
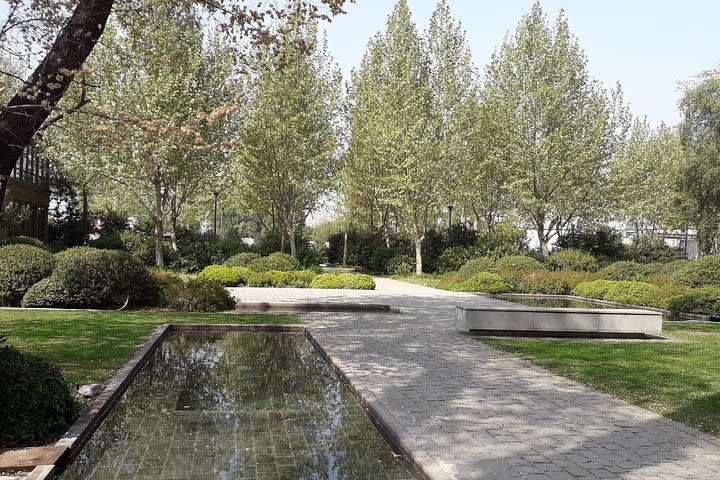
[{"x1": 61, "y1": 331, "x2": 413, "y2": 480}]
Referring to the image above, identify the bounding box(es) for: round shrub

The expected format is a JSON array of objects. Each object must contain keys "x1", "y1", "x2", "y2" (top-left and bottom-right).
[
  {"x1": 457, "y1": 257, "x2": 496, "y2": 280},
  {"x1": 55, "y1": 246, "x2": 100, "y2": 266},
  {"x1": 647, "y1": 284, "x2": 692, "y2": 310},
  {"x1": 551, "y1": 271, "x2": 598, "y2": 291},
  {"x1": 598, "y1": 261, "x2": 649, "y2": 282},
  {"x1": 224, "y1": 252, "x2": 261, "y2": 268},
  {"x1": 309, "y1": 273, "x2": 343, "y2": 289},
  {"x1": 602, "y1": 281, "x2": 659, "y2": 306},
  {"x1": 546, "y1": 248, "x2": 599, "y2": 272},
  {"x1": 458, "y1": 273, "x2": 510, "y2": 293},
  {"x1": 247, "y1": 271, "x2": 279, "y2": 287},
  {"x1": 287, "y1": 270, "x2": 318, "y2": 288},
  {"x1": 336, "y1": 273, "x2": 375, "y2": 290},
  {"x1": 198, "y1": 265, "x2": 244, "y2": 287},
  {"x1": 672, "y1": 255, "x2": 720, "y2": 287},
  {"x1": 3, "y1": 236, "x2": 47, "y2": 250},
  {"x1": 572, "y1": 279, "x2": 616, "y2": 300},
  {"x1": 53, "y1": 249, "x2": 156, "y2": 308},
  {"x1": 647, "y1": 259, "x2": 689, "y2": 277},
  {"x1": 495, "y1": 255, "x2": 544, "y2": 273},
  {"x1": 148, "y1": 269, "x2": 185, "y2": 308},
  {"x1": 21, "y1": 277, "x2": 70, "y2": 308},
  {"x1": 666, "y1": 287, "x2": 720, "y2": 317},
  {"x1": 0, "y1": 244, "x2": 55, "y2": 306},
  {"x1": 437, "y1": 246, "x2": 473, "y2": 273},
  {"x1": 249, "y1": 252, "x2": 300, "y2": 272},
  {"x1": 0, "y1": 344, "x2": 77, "y2": 447},
  {"x1": 171, "y1": 278, "x2": 235, "y2": 312},
  {"x1": 387, "y1": 255, "x2": 414, "y2": 276}
]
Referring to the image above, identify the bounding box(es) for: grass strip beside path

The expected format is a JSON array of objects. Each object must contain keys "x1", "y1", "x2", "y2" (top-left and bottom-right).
[
  {"x1": 0, "y1": 309, "x2": 299, "y2": 385},
  {"x1": 480, "y1": 321, "x2": 720, "y2": 437}
]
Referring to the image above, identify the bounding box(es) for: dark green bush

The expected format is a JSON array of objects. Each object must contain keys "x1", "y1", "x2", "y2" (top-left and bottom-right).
[
  {"x1": 546, "y1": 248, "x2": 599, "y2": 272},
  {"x1": 55, "y1": 246, "x2": 100, "y2": 266},
  {"x1": 437, "y1": 246, "x2": 473, "y2": 273},
  {"x1": 53, "y1": 249, "x2": 157, "y2": 308},
  {"x1": 602, "y1": 281, "x2": 659, "y2": 306},
  {"x1": 173, "y1": 231, "x2": 245, "y2": 272},
  {"x1": 224, "y1": 252, "x2": 261, "y2": 268},
  {"x1": 0, "y1": 344, "x2": 77, "y2": 447},
  {"x1": 2, "y1": 236, "x2": 47, "y2": 249},
  {"x1": 148, "y1": 269, "x2": 185, "y2": 308},
  {"x1": 458, "y1": 273, "x2": 509, "y2": 293},
  {"x1": 249, "y1": 252, "x2": 300, "y2": 272},
  {"x1": 666, "y1": 287, "x2": 720, "y2": 317},
  {"x1": 457, "y1": 257, "x2": 496, "y2": 280},
  {"x1": 672, "y1": 255, "x2": 720, "y2": 287},
  {"x1": 0, "y1": 244, "x2": 55, "y2": 306},
  {"x1": 626, "y1": 235, "x2": 685, "y2": 263},
  {"x1": 556, "y1": 226, "x2": 626, "y2": 259},
  {"x1": 495, "y1": 255, "x2": 544, "y2": 272},
  {"x1": 387, "y1": 255, "x2": 415, "y2": 276},
  {"x1": 21, "y1": 277, "x2": 70, "y2": 308},
  {"x1": 198, "y1": 265, "x2": 246, "y2": 287},
  {"x1": 170, "y1": 278, "x2": 235, "y2": 312},
  {"x1": 90, "y1": 232, "x2": 125, "y2": 252},
  {"x1": 598, "y1": 261, "x2": 649, "y2": 281},
  {"x1": 474, "y1": 223, "x2": 527, "y2": 259},
  {"x1": 572, "y1": 279, "x2": 616, "y2": 299},
  {"x1": 368, "y1": 247, "x2": 396, "y2": 274},
  {"x1": 645, "y1": 259, "x2": 689, "y2": 277}
]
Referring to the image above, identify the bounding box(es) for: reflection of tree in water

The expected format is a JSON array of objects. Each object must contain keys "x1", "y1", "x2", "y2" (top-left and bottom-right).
[{"x1": 61, "y1": 333, "x2": 411, "y2": 480}]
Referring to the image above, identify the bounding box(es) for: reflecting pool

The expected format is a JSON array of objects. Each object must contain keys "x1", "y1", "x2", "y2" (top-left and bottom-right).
[{"x1": 62, "y1": 332, "x2": 413, "y2": 480}]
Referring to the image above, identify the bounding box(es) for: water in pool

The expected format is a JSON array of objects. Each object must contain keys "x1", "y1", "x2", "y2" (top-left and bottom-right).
[{"x1": 62, "y1": 332, "x2": 413, "y2": 480}]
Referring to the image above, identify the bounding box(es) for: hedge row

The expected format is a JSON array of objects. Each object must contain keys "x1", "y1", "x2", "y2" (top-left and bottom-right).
[{"x1": 198, "y1": 264, "x2": 376, "y2": 290}]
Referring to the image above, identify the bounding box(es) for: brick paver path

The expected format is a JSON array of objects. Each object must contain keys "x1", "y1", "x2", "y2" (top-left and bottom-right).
[{"x1": 230, "y1": 279, "x2": 720, "y2": 479}]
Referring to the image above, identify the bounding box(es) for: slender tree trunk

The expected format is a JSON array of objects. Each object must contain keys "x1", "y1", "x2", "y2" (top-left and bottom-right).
[
  {"x1": 153, "y1": 179, "x2": 164, "y2": 267},
  {"x1": 414, "y1": 235, "x2": 423, "y2": 275},
  {"x1": 288, "y1": 227, "x2": 297, "y2": 257},
  {"x1": 81, "y1": 188, "x2": 89, "y2": 222},
  {"x1": 342, "y1": 230, "x2": 348, "y2": 266},
  {"x1": 170, "y1": 214, "x2": 178, "y2": 251},
  {"x1": 537, "y1": 222, "x2": 549, "y2": 256},
  {"x1": 0, "y1": 0, "x2": 114, "y2": 205}
]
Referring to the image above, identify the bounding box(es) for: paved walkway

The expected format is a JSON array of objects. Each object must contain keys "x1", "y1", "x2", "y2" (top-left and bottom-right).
[{"x1": 230, "y1": 279, "x2": 720, "y2": 479}]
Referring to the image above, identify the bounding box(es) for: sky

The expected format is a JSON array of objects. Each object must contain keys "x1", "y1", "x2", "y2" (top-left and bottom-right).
[{"x1": 321, "y1": 0, "x2": 720, "y2": 127}]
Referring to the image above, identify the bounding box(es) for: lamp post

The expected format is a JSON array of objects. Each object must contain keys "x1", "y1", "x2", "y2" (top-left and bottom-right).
[
  {"x1": 447, "y1": 205, "x2": 454, "y2": 228},
  {"x1": 213, "y1": 191, "x2": 219, "y2": 235}
]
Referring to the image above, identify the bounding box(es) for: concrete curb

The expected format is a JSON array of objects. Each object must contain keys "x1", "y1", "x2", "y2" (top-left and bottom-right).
[
  {"x1": 305, "y1": 328, "x2": 454, "y2": 480},
  {"x1": 235, "y1": 301, "x2": 402, "y2": 313}
]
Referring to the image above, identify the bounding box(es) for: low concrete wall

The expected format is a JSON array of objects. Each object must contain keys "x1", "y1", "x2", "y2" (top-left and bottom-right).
[{"x1": 457, "y1": 305, "x2": 662, "y2": 336}]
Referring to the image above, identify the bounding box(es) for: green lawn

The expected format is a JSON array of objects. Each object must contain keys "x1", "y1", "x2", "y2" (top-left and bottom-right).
[
  {"x1": 0, "y1": 309, "x2": 299, "y2": 385},
  {"x1": 480, "y1": 321, "x2": 720, "y2": 437}
]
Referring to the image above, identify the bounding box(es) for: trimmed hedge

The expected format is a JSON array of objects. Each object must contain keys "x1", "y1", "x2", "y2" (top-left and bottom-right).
[
  {"x1": 501, "y1": 269, "x2": 567, "y2": 295},
  {"x1": 597, "y1": 261, "x2": 648, "y2": 282},
  {"x1": 198, "y1": 265, "x2": 247, "y2": 287},
  {"x1": 309, "y1": 273, "x2": 375, "y2": 290},
  {"x1": 457, "y1": 257, "x2": 496, "y2": 280},
  {"x1": 602, "y1": 281, "x2": 659, "y2": 306},
  {"x1": 249, "y1": 252, "x2": 300, "y2": 272},
  {"x1": 458, "y1": 272, "x2": 510, "y2": 293},
  {"x1": 2, "y1": 236, "x2": 47, "y2": 250},
  {"x1": 495, "y1": 255, "x2": 544, "y2": 272},
  {"x1": 546, "y1": 248, "x2": 599, "y2": 272},
  {"x1": 572, "y1": 279, "x2": 616, "y2": 300},
  {"x1": 0, "y1": 345, "x2": 77, "y2": 447},
  {"x1": 666, "y1": 287, "x2": 720, "y2": 317},
  {"x1": 224, "y1": 252, "x2": 261, "y2": 268},
  {"x1": 672, "y1": 255, "x2": 720, "y2": 287},
  {"x1": 0, "y1": 244, "x2": 55, "y2": 306}
]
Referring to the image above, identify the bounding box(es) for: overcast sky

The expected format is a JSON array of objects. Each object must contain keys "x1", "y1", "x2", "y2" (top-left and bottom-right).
[{"x1": 321, "y1": 0, "x2": 720, "y2": 127}]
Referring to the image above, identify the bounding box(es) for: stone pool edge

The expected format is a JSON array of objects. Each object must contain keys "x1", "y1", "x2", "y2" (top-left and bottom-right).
[{"x1": 305, "y1": 328, "x2": 453, "y2": 480}]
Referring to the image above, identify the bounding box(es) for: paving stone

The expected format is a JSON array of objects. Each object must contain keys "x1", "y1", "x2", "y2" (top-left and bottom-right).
[{"x1": 233, "y1": 278, "x2": 720, "y2": 480}]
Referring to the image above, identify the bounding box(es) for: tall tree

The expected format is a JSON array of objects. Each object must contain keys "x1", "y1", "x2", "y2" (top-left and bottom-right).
[
  {"x1": 0, "y1": 0, "x2": 350, "y2": 207},
  {"x1": 482, "y1": 2, "x2": 627, "y2": 255},
  {"x1": 679, "y1": 69, "x2": 720, "y2": 254},
  {"x1": 47, "y1": 4, "x2": 236, "y2": 266},
  {"x1": 232, "y1": 27, "x2": 342, "y2": 257},
  {"x1": 611, "y1": 119, "x2": 690, "y2": 237}
]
